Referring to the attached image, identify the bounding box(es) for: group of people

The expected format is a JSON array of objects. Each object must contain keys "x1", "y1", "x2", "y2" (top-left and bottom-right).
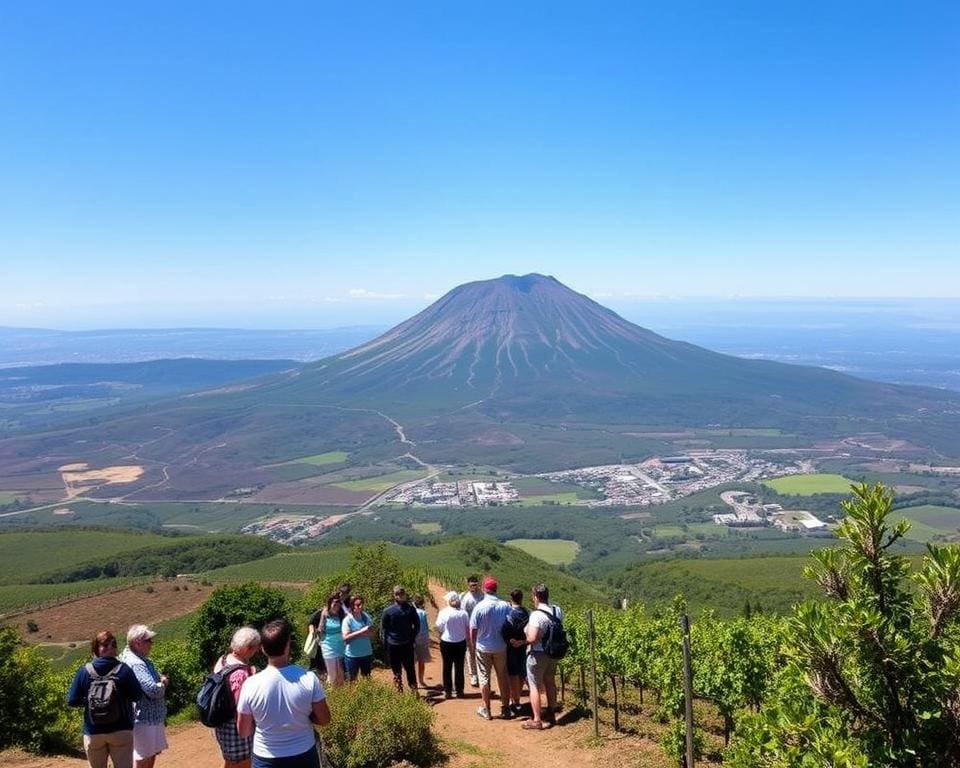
[
  {"x1": 66, "y1": 575, "x2": 561, "y2": 768},
  {"x1": 67, "y1": 624, "x2": 171, "y2": 768},
  {"x1": 435, "y1": 575, "x2": 563, "y2": 730},
  {"x1": 305, "y1": 575, "x2": 564, "y2": 731},
  {"x1": 69, "y1": 619, "x2": 326, "y2": 768},
  {"x1": 304, "y1": 581, "x2": 432, "y2": 694}
]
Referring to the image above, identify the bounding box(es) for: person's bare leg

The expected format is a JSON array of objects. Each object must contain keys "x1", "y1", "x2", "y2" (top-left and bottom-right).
[
  {"x1": 418, "y1": 659, "x2": 427, "y2": 687},
  {"x1": 545, "y1": 675, "x2": 558, "y2": 722},
  {"x1": 528, "y1": 681, "x2": 543, "y2": 724}
]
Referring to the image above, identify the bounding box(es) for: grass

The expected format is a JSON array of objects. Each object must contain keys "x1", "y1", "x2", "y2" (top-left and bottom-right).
[
  {"x1": 291, "y1": 451, "x2": 350, "y2": 466},
  {"x1": 0, "y1": 579, "x2": 136, "y2": 614},
  {"x1": 652, "y1": 525, "x2": 686, "y2": 538},
  {"x1": 505, "y1": 538, "x2": 581, "y2": 565},
  {"x1": 0, "y1": 492, "x2": 19, "y2": 506},
  {"x1": 763, "y1": 473, "x2": 855, "y2": 496},
  {"x1": 205, "y1": 539, "x2": 606, "y2": 608},
  {"x1": 0, "y1": 529, "x2": 175, "y2": 585},
  {"x1": 412, "y1": 522, "x2": 442, "y2": 534},
  {"x1": 514, "y1": 492, "x2": 582, "y2": 506},
  {"x1": 333, "y1": 469, "x2": 427, "y2": 492},
  {"x1": 892, "y1": 505, "x2": 960, "y2": 542}
]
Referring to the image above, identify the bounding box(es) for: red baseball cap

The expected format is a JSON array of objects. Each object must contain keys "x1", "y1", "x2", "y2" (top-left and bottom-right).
[{"x1": 483, "y1": 577, "x2": 497, "y2": 591}]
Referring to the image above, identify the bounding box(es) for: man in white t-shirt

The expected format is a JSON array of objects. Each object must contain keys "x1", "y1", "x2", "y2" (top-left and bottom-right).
[
  {"x1": 459, "y1": 574, "x2": 484, "y2": 687},
  {"x1": 237, "y1": 619, "x2": 331, "y2": 768},
  {"x1": 522, "y1": 583, "x2": 563, "y2": 731}
]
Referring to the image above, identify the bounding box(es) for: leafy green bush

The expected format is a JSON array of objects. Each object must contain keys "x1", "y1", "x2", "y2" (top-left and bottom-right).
[
  {"x1": 151, "y1": 639, "x2": 205, "y2": 718},
  {"x1": 0, "y1": 626, "x2": 81, "y2": 752},
  {"x1": 727, "y1": 483, "x2": 960, "y2": 766},
  {"x1": 319, "y1": 678, "x2": 441, "y2": 768},
  {"x1": 189, "y1": 582, "x2": 296, "y2": 669}
]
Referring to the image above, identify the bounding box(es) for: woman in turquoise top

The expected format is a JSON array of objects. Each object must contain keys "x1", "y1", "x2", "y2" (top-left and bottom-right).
[
  {"x1": 318, "y1": 594, "x2": 347, "y2": 687},
  {"x1": 341, "y1": 595, "x2": 374, "y2": 681}
]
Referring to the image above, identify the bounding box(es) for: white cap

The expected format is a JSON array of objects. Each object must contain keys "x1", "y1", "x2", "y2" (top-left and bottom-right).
[{"x1": 127, "y1": 624, "x2": 157, "y2": 644}]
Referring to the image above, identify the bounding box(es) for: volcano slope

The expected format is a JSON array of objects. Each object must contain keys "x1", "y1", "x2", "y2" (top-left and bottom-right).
[{"x1": 2, "y1": 274, "x2": 959, "y2": 499}]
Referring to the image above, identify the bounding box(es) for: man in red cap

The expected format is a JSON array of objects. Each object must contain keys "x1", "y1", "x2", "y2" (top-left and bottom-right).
[{"x1": 468, "y1": 577, "x2": 512, "y2": 720}]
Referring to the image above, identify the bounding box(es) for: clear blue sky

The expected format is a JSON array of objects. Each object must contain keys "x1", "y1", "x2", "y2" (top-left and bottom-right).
[{"x1": 1, "y1": 1, "x2": 957, "y2": 328}]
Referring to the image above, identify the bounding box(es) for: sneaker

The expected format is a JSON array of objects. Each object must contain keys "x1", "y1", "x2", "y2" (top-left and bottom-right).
[
  {"x1": 470, "y1": 676, "x2": 479, "y2": 687},
  {"x1": 476, "y1": 706, "x2": 491, "y2": 721},
  {"x1": 501, "y1": 708, "x2": 513, "y2": 720},
  {"x1": 511, "y1": 703, "x2": 524, "y2": 716}
]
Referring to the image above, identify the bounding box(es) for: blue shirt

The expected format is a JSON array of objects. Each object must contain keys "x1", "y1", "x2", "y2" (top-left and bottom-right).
[
  {"x1": 342, "y1": 612, "x2": 374, "y2": 658},
  {"x1": 320, "y1": 614, "x2": 346, "y2": 658},
  {"x1": 120, "y1": 648, "x2": 166, "y2": 725},
  {"x1": 66, "y1": 656, "x2": 142, "y2": 735},
  {"x1": 469, "y1": 594, "x2": 512, "y2": 653},
  {"x1": 416, "y1": 608, "x2": 429, "y2": 641}
]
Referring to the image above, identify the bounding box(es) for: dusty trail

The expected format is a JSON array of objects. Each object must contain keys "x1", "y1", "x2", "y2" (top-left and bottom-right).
[{"x1": 0, "y1": 581, "x2": 660, "y2": 768}]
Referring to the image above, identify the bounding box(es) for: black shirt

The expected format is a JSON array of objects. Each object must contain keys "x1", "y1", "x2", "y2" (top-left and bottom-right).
[{"x1": 381, "y1": 601, "x2": 420, "y2": 646}]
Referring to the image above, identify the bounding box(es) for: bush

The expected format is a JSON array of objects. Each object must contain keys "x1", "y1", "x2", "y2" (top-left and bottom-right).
[
  {"x1": 320, "y1": 678, "x2": 442, "y2": 768},
  {"x1": 190, "y1": 582, "x2": 296, "y2": 669},
  {"x1": 0, "y1": 626, "x2": 81, "y2": 752},
  {"x1": 151, "y1": 639, "x2": 205, "y2": 719}
]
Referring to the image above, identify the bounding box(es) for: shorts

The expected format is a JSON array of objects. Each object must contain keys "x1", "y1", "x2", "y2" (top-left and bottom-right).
[
  {"x1": 215, "y1": 721, "x2": 253, "y2": 762},
  {"x1": 506, "y1": 645, "x2": 527, "y2": 677},
  {"x1": 526, "y1": 651, "x2": 558, "y2": 689},
  {"x1": 476, "y1": 649, "x2": 507, "y2": 689},
  {"x1": 132, "y1": 723, "x2": 168, "y2": 761},
  {"x1": 344, "y1": 654, "x2": 373, "y2": 680},
  {"x1": 252, "y1": 745, "x2": 321, "y2": 768},
  {"x1": 414, "y1": 639, "x2": 432, "y2": 663}
]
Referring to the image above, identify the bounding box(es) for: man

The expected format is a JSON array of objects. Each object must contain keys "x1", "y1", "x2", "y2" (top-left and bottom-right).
[
  {"x1": 459, "y1": 575, "x2": 484, "y2": 687},
  {"x1": 522, "y1": 583, "x2": 563, "y2": 730},
  {"x1": 237, "y1": 619, "x2": 330, "y2": 768},
  {"x1": 380, "y1": 585, "x2": 420, "y2": 693},
  {"x1": 501, "y1": 588, "x2": 529, "y2": 716},
  {"x1": 469, "y1": 577, "x2": 512, "y2": 720}
]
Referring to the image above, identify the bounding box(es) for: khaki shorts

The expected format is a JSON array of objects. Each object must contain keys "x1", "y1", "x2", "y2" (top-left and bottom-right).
[
  {"x1": 526, "y1": 651, "x2": 558, "y2": 689},
  {"x1": 476, "y1": 649, "x2": 507, "y2": 689},
  {"x1": 83, "y1": 730, "x2": 134, "y2": 768}
]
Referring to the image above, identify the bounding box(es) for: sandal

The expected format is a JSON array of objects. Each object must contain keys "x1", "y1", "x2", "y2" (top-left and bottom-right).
[{"x1": 522, "y1": 720, "x2": 543, "y2": 730}]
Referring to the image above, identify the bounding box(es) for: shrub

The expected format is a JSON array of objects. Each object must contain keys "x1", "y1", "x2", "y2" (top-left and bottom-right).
[
  {"x1": 320, "y1": 678, "x2": 441, "y2": 768},
  {"x1": 26, "y1": 620, "x2": 39, "y2": 633},
  {"x1": 151, "y1": 639, "x2": 205, "y2": 718},
  {"x1": 0, "y1": 626, "x2": 81, "y2": 752},
  {"x1": 189, "y1": 582, "x2": 295, "y2": 669}
]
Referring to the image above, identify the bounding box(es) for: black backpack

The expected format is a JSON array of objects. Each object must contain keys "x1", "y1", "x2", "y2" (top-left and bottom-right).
[
  {"x1": 86, "y1": 662, "x2": 124, "y2": 725},
  {"x1": 196, "y1": 660, "x2": 247, "y2": 727},
  {"x1": 536, "y1": 607, "x2": 569, "y2": 660}
]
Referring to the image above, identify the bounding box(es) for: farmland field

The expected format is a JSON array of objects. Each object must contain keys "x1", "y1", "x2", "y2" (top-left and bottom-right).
[
  {"x1": 0, "y1": 579, "x2": 136, "y2": 614},
  {"x1": 892, "y1": 504, "x2": 960, "y2": 542},
  {"x1": 764, "y1": 473, "x2": 855, "y2": 495},
  {"x1": 515, "y1": 492, "x2": 582, "y2": 506},
  {"x1": 412, "y1": 522, "x2": 442, "y2": 534},
  {"x1": 0, "y1": 529, "x2": 175, "y2": 584},
  {"x1": 0, "y1": 492, "x2": 18, "y2": 505},
  {"x1": 290, "y1": 451, "x2": 349, "y2": 466},
  {"x1": 505, "y1": 538, "x2": 580, "y2": 565},
  {"x1": 333, "y1": 470, "x2": 427, "y2": 492}
]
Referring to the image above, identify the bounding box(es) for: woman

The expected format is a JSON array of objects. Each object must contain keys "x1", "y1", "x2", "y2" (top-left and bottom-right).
[
  {"x1": 119, "y1": 625, "x2": 168, "y2": 768},
  {"x1": 341, "y1": 594, "x2": 374, "y2": 681},
  {"x1": 305, "y1": 602, "x2": 328, "y2": 677},
  {"x1": 434, "y1": 591, "x2": 470, "y2": 700},
  {"x1": 212, "y1": 627, "x2": 261, "y2": 768},
  {"x1": 501, "y1": 588, "x2": 530, "y2": 716},
  {"x1": 413, "y1": 594, "x2": 432, "y2": 688},
  {"x1": 316, "y1": 593, "x2": 347, "y2": 687},
  {"x1": 67, "y1": 629, "x2": 142, "y2": 768}
]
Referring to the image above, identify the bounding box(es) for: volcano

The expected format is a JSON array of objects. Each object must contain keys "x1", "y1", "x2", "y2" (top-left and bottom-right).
[
  {"x1": 3, "y1": 273, "x2": 958, "y2": 496},
  {"x1": 270, "y1": 273, "x2": 955, "y2": 428}
]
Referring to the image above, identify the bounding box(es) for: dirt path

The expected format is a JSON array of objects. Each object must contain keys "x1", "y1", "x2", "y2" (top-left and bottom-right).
[{"x1": 0, "y1": 581, "x2": 664, "y2": 768}]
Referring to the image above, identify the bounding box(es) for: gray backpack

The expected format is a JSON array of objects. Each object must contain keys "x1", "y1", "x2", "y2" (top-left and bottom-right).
[{"x1": 86, "y1": 662, "x2": 124, "y2": 725}]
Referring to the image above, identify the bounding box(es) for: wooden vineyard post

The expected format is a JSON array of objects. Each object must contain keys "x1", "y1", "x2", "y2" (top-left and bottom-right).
[
  {"x1": 588, "y1": 608, "x2": 599, "y2": 738},
  {"x1": 680, "y1": 614, "x2": 695, "y2": 768}
]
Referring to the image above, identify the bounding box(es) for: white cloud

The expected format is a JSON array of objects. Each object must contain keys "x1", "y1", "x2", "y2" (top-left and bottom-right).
[{"x1": 347, "y1": 288, "x2": 406, "y2": 300}]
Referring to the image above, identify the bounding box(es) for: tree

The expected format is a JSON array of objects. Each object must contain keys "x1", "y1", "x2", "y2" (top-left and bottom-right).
[
  {"x1": 728, "y1": 483, "x2": 960, "y2": 767},
  {"x1": 189, "y1": 582, "x2": 295, "y2": 669}
]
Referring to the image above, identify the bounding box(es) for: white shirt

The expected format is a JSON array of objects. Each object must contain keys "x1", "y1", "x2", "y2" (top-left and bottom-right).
[
  {"x1": 435, "y1": 606, "x2": 470, "y2": 643},
  {"x1": 527, "y1": 603, "x2": 563, "y2": 653},
  {"x1": 236, "y1": 664, "x2": 325, "y2": 758}
]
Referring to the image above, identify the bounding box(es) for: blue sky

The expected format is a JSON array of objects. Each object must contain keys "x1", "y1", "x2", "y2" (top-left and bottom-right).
[{"x1": 1, "y1": 1, "x2": 957, "y2": 328}]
